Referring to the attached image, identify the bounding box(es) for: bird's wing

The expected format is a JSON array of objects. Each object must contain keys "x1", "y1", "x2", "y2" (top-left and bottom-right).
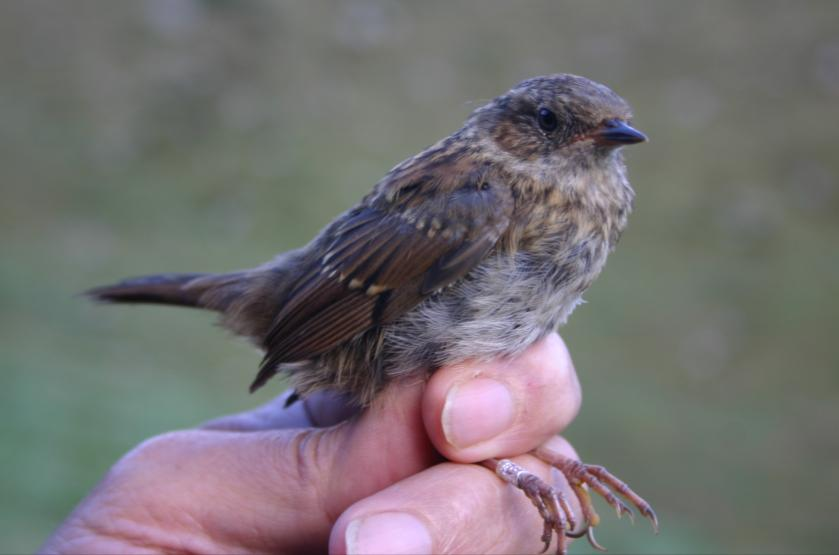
[{"x1": 251, "y1": 168, "x2": 513, "y2": 391}]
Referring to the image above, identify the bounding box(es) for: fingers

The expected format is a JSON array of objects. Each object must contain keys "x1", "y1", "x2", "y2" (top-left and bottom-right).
[
  {"x1": 423, "y1": 332, "x2": 581, "y2": 462},
  {"x1": 189, "y1": 332, "x2": 580, "y2": 550},
  {"x1": 86, "y1": 380, "x2": 437, "y2": 553},
  {"x1": 43, "y1": 335, "x2": 584, "y2": 554},
  {"x1": 197, "y1": 331, "x2": 581, "y2": 534},
  {"x1": 330, "y1": 437, "x2": 582, "y2": 555}
]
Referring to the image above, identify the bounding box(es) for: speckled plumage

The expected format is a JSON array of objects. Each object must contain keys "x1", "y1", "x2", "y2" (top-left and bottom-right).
[
  {"x1": 87, "y1": 74, "x2": 658, "y2": 554},
  {"x1": 89, "y1": 74, "x2": 642, "y2": 406}
]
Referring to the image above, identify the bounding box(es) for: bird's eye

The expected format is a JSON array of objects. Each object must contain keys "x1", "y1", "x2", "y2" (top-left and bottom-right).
[{"x1": 537, "y1": 107, "x2": 558, "y2": 132}]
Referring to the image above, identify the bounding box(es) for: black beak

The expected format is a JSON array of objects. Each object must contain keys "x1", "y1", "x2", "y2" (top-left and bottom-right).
[{"x1": 594, "y1": 119, "x2": 648, "y2": 146}]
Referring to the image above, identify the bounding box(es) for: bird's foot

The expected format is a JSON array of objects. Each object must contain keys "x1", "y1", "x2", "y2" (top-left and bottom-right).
[
  {"x1": 484, "y1": 457, "x2": 577, "y2": 555},
  {"x1": 532, "y1": 444, "x2": 659, "y2": 551},
  {"x1": 483, "y1": 448, "x2": 658, "y2": 554}
]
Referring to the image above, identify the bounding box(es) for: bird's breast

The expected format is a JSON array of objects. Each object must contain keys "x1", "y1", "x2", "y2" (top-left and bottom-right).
[{"x1": 383, "y1": 228, "x2": 610, "y2": 370}]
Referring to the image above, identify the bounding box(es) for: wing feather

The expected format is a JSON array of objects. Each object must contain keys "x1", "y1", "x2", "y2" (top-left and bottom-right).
[{"x1": 250, "y1": 167, "x2": 514, "y2": 391}]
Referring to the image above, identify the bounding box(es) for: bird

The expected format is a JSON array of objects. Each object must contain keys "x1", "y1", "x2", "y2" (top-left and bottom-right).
[{"x1": 88, "y1": 73, "x2": 658, "y2": 554}]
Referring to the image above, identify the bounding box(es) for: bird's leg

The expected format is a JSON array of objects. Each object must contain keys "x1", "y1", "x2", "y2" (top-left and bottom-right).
[
  {"x1": 482, "y1": 458, "x2": 577, "y2": 555},
  {"x1": 532, "y1": 444, "x2": 659, "y2": 551}
]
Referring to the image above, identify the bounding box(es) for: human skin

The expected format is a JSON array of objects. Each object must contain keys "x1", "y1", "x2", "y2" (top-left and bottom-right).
[{"x1": 41, "y1": 333, "x2": 582, "y2": 555}]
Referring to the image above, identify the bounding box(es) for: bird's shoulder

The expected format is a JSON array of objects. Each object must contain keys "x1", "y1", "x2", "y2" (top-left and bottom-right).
[{"x1": 366, "y1": 139, "x2": 514, "y2": 235}]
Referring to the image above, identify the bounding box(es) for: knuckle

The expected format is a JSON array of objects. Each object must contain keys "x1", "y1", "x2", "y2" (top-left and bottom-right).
[
  {"x1": 272, "y1": 427, "x2": 337, "y2": 515},
  {"x1": 106, "y1": 430, "x2": 194, "y2": 486},
  {"x1": 122, "y1": 431, "x2": 189, "y2": 464}
]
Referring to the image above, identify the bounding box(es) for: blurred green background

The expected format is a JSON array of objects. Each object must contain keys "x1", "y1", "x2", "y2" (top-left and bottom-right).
[{"x1": 2, "y1": 1, "x2": 838, "y2": 553}]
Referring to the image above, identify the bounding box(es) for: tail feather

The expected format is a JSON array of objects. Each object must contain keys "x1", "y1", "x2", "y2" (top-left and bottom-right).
[
  {"x1": 88, "y1": 270, "x2": 277, "y2": 393},
  {"x1": 86, "y1": 273, "x2": 213, "y2": 308}
]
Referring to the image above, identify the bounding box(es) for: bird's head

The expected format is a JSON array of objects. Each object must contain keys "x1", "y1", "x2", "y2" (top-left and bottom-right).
[{"x1": 469, "y1": 74, "x2": 646, "y2": 176}]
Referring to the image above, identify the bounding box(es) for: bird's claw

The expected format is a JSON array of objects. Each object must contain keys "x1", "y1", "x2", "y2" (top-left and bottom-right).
[
  {"x1": 533, "y1": 446, "x2": 660, "y2": 550},
  {"x1": 483, "y1": 448, "x2": 658, "y2": 554}
]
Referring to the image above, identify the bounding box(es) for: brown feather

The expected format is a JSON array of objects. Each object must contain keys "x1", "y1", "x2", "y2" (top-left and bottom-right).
[
  {"x1": 250, "y1": 161, "x2": 514, "y2": 391},
  {"x1": 88, "y1": 74, "x2": 641, "y2": 407}
]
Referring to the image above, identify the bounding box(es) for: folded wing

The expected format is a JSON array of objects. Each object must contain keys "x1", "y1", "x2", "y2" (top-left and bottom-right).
[{"x1": 250, "y1": 169, "x2": 513, "y2": 391}]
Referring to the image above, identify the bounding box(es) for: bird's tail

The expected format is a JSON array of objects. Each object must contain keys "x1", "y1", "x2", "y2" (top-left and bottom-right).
[{"x1": 86, "y1": 272, "x2": 239, "y2": 311}]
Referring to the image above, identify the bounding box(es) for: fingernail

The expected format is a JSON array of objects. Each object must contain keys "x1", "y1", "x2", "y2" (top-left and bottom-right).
[
  {"x1": 442, "y1": 378, "x2": 515, "y2": 448},
  {"x1": 346, "y1": 512, "x2": 432, "y2": 555}
]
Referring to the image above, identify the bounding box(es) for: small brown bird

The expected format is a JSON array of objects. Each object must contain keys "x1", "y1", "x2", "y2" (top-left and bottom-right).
[{"x1": 89, "y1": 74, "x2": 657, "y2": 554}]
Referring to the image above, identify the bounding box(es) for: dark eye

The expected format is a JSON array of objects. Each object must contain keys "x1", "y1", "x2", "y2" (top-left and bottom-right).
[{"x1": 537, "y1": 107, "x2": 558, "y2": 132}]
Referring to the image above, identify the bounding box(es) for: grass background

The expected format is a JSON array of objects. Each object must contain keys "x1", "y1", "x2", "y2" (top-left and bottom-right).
[{"x1": 2, "y1": 1, "x2": 838, "y2": 553}]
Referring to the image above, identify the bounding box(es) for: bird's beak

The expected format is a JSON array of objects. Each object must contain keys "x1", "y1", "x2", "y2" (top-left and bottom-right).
[{"x1": 592, "y1": 119, "x2": 648, "y2": 146}]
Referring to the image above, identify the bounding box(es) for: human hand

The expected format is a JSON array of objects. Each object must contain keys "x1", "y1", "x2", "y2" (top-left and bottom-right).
[{"x1": 40, "y1": 333, "x2": 582, "y2": 554}]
